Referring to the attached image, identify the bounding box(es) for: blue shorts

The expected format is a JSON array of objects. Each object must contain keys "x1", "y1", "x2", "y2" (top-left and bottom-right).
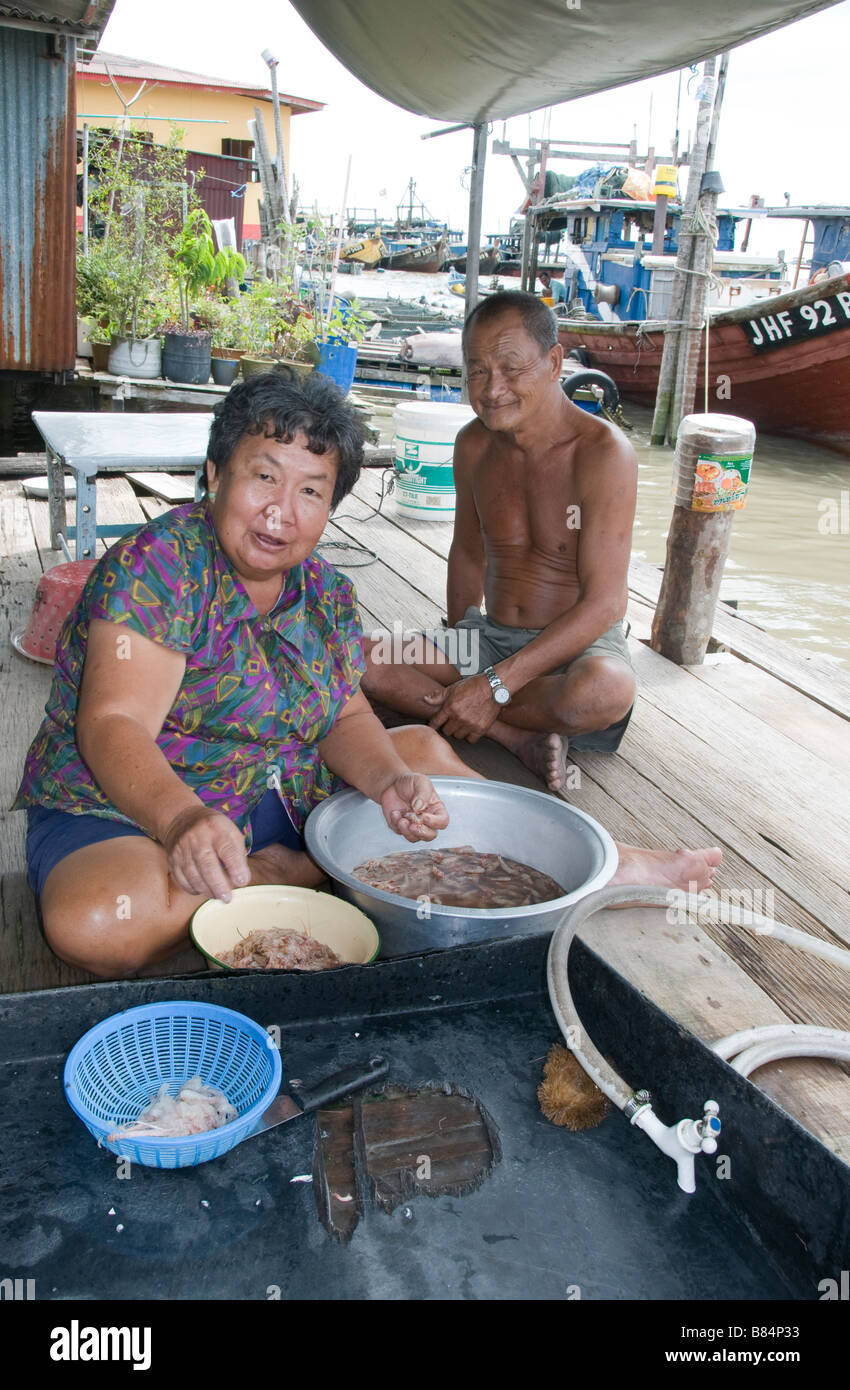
[{"x1": 25, "y1": 789, "x2": 303, "y2": 903}]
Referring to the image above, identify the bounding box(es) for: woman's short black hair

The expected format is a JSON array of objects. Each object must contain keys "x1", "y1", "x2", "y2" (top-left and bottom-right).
[
  {"x1": 462, "y1": 290, "x2": 558, "y2": 357},
  {"x1": 206, "y1": 369, "x2": 364, "y2": 510}
]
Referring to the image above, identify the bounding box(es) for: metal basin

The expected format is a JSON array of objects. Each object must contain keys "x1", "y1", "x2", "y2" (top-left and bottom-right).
[{"x1": 304, "y1": 777, "x2": 618, "y2": 956}]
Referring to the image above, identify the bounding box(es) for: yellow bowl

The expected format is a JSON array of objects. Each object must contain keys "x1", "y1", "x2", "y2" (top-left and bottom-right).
[{"x1": 189, "y1": 885, "x2": 380, "y2": 971}]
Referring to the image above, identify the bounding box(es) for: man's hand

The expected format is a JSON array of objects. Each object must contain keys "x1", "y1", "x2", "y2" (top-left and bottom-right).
[
  {"x1": 380, "y1": 774, "x2": 449, "y2": 843},
  {"x1": 161, "y1": 805, "x2": 251, "y2": 902},
  {"x1": 424, "y1": 675, "x2": 501, "y2": 742}
]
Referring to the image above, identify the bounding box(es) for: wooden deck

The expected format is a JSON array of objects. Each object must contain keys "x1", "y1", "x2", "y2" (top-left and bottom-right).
[{"x1": 2, "y1": 461, "x2": 850, "y2": 1162}]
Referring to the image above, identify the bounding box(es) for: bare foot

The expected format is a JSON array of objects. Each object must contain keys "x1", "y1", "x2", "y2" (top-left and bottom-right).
[
  {"x1": 611, "y1": 844, "x2": 723, "y2": 893},
  {"x1": 248, "y1": 843, "x2": 327, "y2": 889},
  {"x1": 490, "y1": 726, "x2": 571, "y2": 792}
]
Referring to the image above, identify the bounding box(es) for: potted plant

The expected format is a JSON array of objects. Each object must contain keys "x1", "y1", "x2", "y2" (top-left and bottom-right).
[
  {"x1": 80, "y1": 132, "x2": 186, "y2": 379},
  {"x1": 239, "y1": 280, "x2": 319, "y2": 379},
  {"x1": 162, "y1": 209, "x2": 246, "y2": 385},
  {"x1": 314, "y1": 296, "x2": 371, "y2": 395},
  {"x1": 203, "y1": 296, "x2": 250, "y2": 386}
]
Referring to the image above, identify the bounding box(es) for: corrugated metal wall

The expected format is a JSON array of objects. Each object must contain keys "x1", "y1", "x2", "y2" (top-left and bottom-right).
[
  {"x1": 0, "y1": 28, "x2": 77, "y2": 373},
  {"x1": 185, "y1": 151, "x2": 252, "y2": 247}
]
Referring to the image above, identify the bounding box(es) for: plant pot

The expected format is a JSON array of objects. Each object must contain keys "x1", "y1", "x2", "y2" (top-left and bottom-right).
[
  {"x1": 241, "y1": 356, "x2": 314, "y2": 381},
  {"x1": 107, "y1": 336, "x2": 162, "y2": 380},
  {"x1": 317, "y1": 340, "x2": 358, "y2": 396},
  {"x1": 211, "y1": 348, "x2": 244, "y2": 361},
  {"x1": 90, "y1": 341, "x2": 112, "y2": 372},
  {"x1": 211, "y1": 357, "x2": 240, "y2": 387},
  {"x1": 162, "y1": 331, "x2": 212, "y2": 385}
]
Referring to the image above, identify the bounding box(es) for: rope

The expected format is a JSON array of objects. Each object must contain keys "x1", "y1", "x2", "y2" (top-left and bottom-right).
[{"x1": 315, "y1": 466, "x2": 397, "y2": 567}]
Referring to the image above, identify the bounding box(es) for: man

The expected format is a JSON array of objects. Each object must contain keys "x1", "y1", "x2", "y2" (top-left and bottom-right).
[
  {"x1": 363, "y1": 291, "x2": 722, "y2": 891},
  {"x1": 539, "y1": 269, "x2": 567, "y2": 305},
  {"x1": 366, "y1": 289, "x2": 636, "y2": 791}
]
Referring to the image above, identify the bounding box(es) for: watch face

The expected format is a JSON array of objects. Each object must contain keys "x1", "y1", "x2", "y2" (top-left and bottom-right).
[{"x1": 494, "y1": 686, "x2": 511, "y2": 705}]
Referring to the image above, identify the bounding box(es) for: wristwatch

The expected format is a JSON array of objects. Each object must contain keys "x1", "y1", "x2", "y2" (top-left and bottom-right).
[{"x1": 483, "y1": 666, "x2": 511, "y2": 706}]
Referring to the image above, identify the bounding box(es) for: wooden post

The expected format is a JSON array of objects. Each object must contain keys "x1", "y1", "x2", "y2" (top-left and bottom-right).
[
  {"x1": 651, "y1": 508, "x2": 736, "y2": 663},
  {"x1": 667, "y1": 52, "x2": 728, "y2": 437},
  {"x1": 462, "y1": 122, "x2": 488, "y2": 402},
  {"x1": 793, "y1": 219, "x2": 810, "y2": 288},
  {"x1": 651, "y1": 414, "x2": 755, "y2": 664},
  {"x1": 649, "y1": 57, "x2": 717, "y2": 445},
  {"x1": 669, "y1": 185, "x2": 719, "y2": 433},
  {"x1": 267, "y1": 61, "x2": 290, "y2": 226}
]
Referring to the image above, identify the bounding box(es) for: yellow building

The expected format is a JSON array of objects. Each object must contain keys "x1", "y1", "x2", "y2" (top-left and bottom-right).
[{"x1": 76, "y1": 52, "x2": 323, "y2": 241}]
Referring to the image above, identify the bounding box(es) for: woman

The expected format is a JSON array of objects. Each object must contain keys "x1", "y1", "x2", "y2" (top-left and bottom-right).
[{"x1": 15, "y1": 372, "x2": 469, "y2": 978}]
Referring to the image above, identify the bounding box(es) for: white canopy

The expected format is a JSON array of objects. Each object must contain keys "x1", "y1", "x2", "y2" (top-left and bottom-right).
[{"x1": 291, "y1": 0, "x2": 838, "y2": 121}]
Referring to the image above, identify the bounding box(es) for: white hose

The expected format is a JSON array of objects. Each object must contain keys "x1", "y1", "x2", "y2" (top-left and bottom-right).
[
  {"x1": 547, "y1": 887, "x2": 850, "y2": 1111},
  {"x1": 712, "y1": 1023, "x2": 849, "y2": 1061},
  {"x1": 731, "y1": 1036, "x2": 850, "y2": 1077}
]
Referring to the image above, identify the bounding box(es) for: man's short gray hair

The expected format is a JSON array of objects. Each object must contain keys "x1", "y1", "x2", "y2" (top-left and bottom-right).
[{"x1": 462, "y1": 290, "x2": 558, "y2": 358}]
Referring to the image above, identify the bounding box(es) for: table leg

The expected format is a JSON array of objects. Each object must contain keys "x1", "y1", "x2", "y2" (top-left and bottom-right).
[
  {"x1": 76, "y1": 474, "x2": 97, "y2": 560},
  {"x1": 46, "y1": 448, "x2": 66, "y2": 550}
]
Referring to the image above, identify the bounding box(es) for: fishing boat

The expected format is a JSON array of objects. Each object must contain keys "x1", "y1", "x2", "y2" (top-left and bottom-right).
[
  {"x1": 447, "y1": 235, "x2": 502, "y2": 274},
  {"x1": 340, "y1": 233, "x2": 386, "y2": 266},
  {"x1": 557, "y1": 267, "x2": 850, "y2": 453},
  {"x1": 380, "y1": 232, "x2": 448, "y2": 272}
]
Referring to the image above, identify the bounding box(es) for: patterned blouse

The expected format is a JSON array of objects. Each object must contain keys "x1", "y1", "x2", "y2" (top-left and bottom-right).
[{"x1": 14, "y1": 499, "x2": 365, "y2": 846}]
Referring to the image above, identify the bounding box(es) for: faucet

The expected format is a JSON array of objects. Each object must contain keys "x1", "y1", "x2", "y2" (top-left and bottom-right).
[{"x1": 624, "y1": 1092, "x2": 721, "y2": 1193}]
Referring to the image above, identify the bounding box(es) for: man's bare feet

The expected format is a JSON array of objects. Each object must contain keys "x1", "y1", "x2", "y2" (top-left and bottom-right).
[
  {"x1": 489, "y1": 725, "x2": 571, "y2": 792},
  {"x1": 248, "y1": 843, "x2": 326, "y2": 889},
  {"x1": 611, "y1": 845, "x2": 723, "y2": 893}
]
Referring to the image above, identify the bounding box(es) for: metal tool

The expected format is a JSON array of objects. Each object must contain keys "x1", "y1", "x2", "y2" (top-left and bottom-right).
[{"x1": 249, "y1": 1055, "x2": 389, "y2": 1137}]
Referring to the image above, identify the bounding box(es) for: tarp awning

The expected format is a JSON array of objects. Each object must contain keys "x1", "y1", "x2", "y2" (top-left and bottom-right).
[{"x1": 290, "y1": 0, "x2": 839, "y2": 122}]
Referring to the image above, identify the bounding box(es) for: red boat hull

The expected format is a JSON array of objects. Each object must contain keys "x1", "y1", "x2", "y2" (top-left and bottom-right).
[{"x1": 558, "y1": 271, "x2": 850, "y2": 453}]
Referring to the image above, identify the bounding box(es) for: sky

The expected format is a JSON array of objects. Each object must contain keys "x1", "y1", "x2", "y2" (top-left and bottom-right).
[{"x1": 99, "y1": 0, "x2": 850, "y2": 259}]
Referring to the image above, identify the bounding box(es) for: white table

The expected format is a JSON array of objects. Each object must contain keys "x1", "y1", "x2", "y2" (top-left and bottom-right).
[{"x1": 31, "y1": 412, "x2": 213, "y2": 559}]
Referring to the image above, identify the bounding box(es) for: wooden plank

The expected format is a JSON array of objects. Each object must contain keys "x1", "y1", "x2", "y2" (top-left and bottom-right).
[
  {"x1": 318, "y1": 518, "x2": 443, "y2": 631},
  {"x1": 0, "y1": 453, "x2": 47, "y2": 478},
  {"x1": 126, "y1": 472, "x2": 195, "y2": 503},
  {"x1": 351, "y1": 468, "x2": 454, "y2": 562},
  {"x1": 628, "y1": 592, "x2": 850, "y2": 777},
  {"x1": 688, "y1": 657, "x2": 850, "y2": 778},
  {"x1": 627, "y1": 640, "x2": 850, "y2": 884},
  {"x1": 328, "y1": 489, "x2": 449, "y2": 613},
  {"x1": 629, "y1": 555, "x2": 850, "y2": 720},
  {"x1": 0, "y1": 481, "x2": 98, "y2": 991}
]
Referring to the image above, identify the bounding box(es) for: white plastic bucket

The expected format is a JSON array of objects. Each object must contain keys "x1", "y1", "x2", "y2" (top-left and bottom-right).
[{"x1": 392, "y1": 401, "x2": 476, "y2": 520}]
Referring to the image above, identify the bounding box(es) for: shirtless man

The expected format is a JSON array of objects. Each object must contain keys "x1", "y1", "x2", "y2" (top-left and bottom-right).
[{"x1": 363, "y1": 291, "x2": 722, "y2": 890}]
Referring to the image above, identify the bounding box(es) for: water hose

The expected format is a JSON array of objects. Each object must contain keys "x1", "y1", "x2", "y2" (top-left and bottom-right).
[
  {"x1": 712, "y1": 1023, "x2": 850, "y2": 1076},
  {"x1": 547, "y1": 886, "x2": 850, "y2": 1113}
]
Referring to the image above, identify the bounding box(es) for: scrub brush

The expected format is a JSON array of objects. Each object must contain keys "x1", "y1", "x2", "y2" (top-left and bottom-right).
[{"x1": 538, "y1": 1043, "x2": 610, "y2": 1130}]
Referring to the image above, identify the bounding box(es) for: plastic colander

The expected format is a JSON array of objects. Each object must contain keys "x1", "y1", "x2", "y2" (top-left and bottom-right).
[{"x1": 63, "y1": 1001, "x2": 282, "y2": 1169}]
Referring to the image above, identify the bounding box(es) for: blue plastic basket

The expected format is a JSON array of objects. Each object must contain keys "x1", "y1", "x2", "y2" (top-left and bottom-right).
[{"x1": 63, "y1": 1001, "x2": 282, "y2": 1169}]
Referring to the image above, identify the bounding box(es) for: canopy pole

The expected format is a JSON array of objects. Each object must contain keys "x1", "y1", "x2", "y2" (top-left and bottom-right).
[
  {"x1": 81, "y1": 124, "x2": 89, "y2": 256},
  {"x1": 462, "y1": 122, "x2": 488, "y2": 401}
]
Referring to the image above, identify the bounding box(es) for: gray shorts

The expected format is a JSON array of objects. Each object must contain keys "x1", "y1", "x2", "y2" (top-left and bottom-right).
[{"x1": 429, "y1": 606, "x2": 634, "y2": 752}]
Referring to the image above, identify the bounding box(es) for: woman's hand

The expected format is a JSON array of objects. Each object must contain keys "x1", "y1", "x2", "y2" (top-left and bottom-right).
[
  {"x1": 379, "y1": 774, "x2": 449, "y2": 843},
  {"x1": 161, "y1": 806, "x2": 251, "y2": 902}
]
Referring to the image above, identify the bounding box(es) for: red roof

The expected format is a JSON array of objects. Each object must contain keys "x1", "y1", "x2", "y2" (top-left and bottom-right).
[{"x1": 78, "y1": 51, "x2": 324, "y2": 115}]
